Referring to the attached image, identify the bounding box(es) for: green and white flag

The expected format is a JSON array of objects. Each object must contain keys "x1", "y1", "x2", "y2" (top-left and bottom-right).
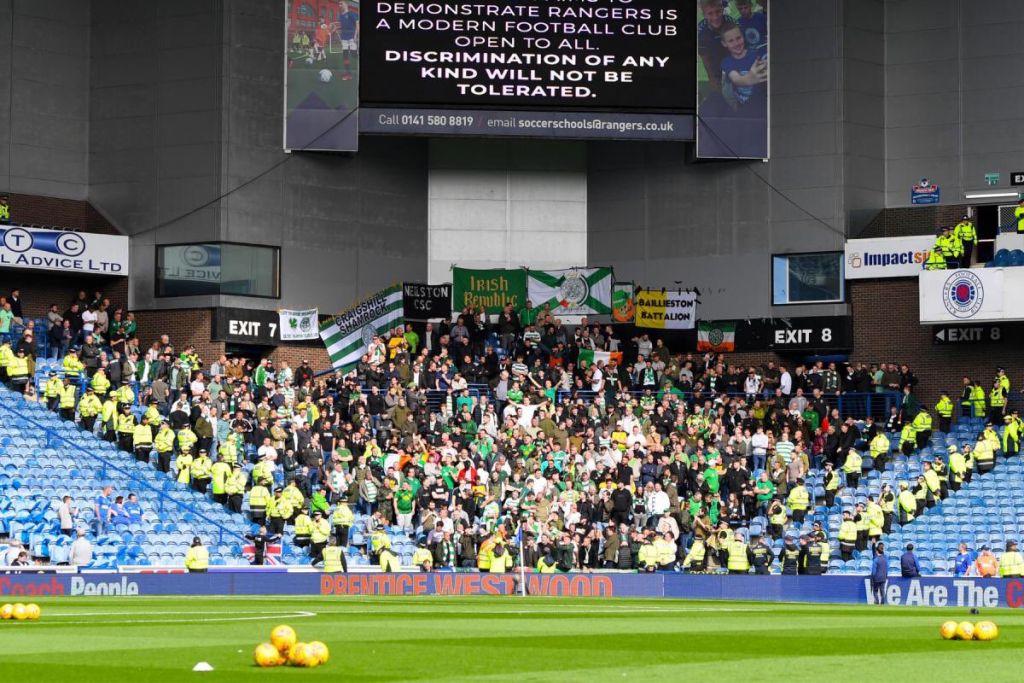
[
  {"x1": 319, "y1": 285, "x2": 404, "y2": 372},
  {"x1": 279, "y1": 308, "x2": 319, "y2": 341},
  {"x1": 527, "y1": 267, "x2": 613, "y2": 316}
]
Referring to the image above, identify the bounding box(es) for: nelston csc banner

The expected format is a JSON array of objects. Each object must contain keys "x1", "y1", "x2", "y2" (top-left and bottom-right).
[
  {"x1": 319, "y1": 285, "x2": 404, "y2": 371},
  {"x1": 452, "y1": 268, "x2": 526, "y2": 315},
  {"x1": 527, "y1": 268, "x2": 613, "y2": 316},
  {"x1": 402, "y1": 283, "x2": 452, "y2": 320},
  {"x1": 635, "y1": 290, "x2": 698, "y2": 329}
]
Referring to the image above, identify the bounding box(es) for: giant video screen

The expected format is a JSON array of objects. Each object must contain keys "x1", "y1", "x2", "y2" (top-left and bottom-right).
[{"x1": 357, "y1": 0, "x2": 696, "y2": 140}]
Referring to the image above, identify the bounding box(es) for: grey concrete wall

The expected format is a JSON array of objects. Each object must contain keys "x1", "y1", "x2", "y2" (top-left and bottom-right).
[
  {"x1": 427, "y1": 139, "x2": 587, "y2": 284},
  {"x1": 89, "y1": 0, "x2": 226, "y2": 310},
  {"x1": 588, "y1": 0, "x2": 859, "y2": 320},
  {"x1": 216, "y1": 0, "x2": 428, "y2": 314},
  {"x1": 884, "y1": 0, "x2": 1024, "y2": 207},
  {"x1": 0, "y1": 0, "x2": 90, "y2": 200}
]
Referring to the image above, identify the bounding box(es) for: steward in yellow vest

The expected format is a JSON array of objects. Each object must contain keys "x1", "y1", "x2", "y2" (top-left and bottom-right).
[
  {"x1": 58, "y1": 378, "x2": 78, "y2": 421},
  {"x1": 911, "y1": 409, "x2": 932, "y2": 449},
  {"x1": 897, "y1": 483, "x2": 916, "y2": 525},
  {"x1": 869, "y1": 432, "x2": 890, "y2": 472},
  {"x1": 116, "y1": 407, "x2": 135, "y2": 453},
  {"x1": 842, "y1": 449, "x2": 863, "y2": 489},
  {"x1": 935, "y1": 392, "x2": 953, "y2": 432},
  {"x1": 153, "y1": 423, "x2": 175, "y2": 474},
  {"x1": 185, "y1": 538, "x2": 209, "y2": 572},
  {"x1": 726, "y1": 534, "x2": 751, "y2": 574},
  {"x1": 44, "y1": 372, "x2": 62, "y2": 411},
  {"x1": 1000, "y1": 541, "x2": 1024, "y2": 578},
  {"x1": 318, "y1": 538, "x2": 346, "y2": 572},
  {"x1": 412, "y1": 544, "x2": 433, "y2": 571},
  {"x1": 487, "y1": 543, "x2": 514, "y2": 573},
  {"x1": 310, "y1": 512, "x2": 331, "y2": 560},
  {"x1": 331, "y1": 502, "x2": 354, "y2": 546},
  {"x1": 292, "y1": 511, "x2": 313, "y2": 547},
  {"x1": 190, "y1": 449, "x2": 213, "y2": 494},
  {"x1": 248, "y1": 484, "x2": 271, "y2": 523},
  {"x1": 1003, "y1": 415, "x2": 1020, "y2": 457},
  {"x1": 838, "y1": 511, "x2": 857, "y2": 561},
  {"x1": 132, "y1": 417, "x2": 153, "y2": 463},
  {"x1": 211, "y1": 456, "x2": 231, "y2": 504},
  {"x1": 177, "y1": 426, "x2": 197, "y2": 455},
  {"x1": 78, "y1": 387, "x2": 102, "y2": 434},
  {"x1": 225, "y1": 463, "x2": 247, "y2": 513},
  {"x1": 175, "y1": 450, "x2": 193, "y2": 485}
]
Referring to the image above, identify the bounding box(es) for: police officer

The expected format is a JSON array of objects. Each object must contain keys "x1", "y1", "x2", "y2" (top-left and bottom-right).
[
  {"x1": 59, "y1": 376, "x2": 78, "y2": 422},
  {"x1": 310, "y1": 511, "x2": 331, "y2": 562},
  {"x1": 835, "y1": 509, "x2": 860, "y2": 565},
  {"x1": 132, "y1": 415, "x2": 153, "y2": 463},
  {"x1": 974, "y1": 433, "x2": 996, "y2": 474},
  {"x1": 869, "y1": 430, "x2": 890, "y2": 473},
  {"x1": 798, "y1": 534, "x2": 824, "y2": 575},
  {"x1": 44, "y1": 371, "x2": 61, "y2": 412},
  {"x1": 638, "y1": 533, "x2": 659, "y2": 572},
  {"x1": 853, "y1": 503, "x2": 869, "y2": 552},
  {"x1": 767, "y1": 496, "x2": 787, "y2": 540},
  {"x1": 912, "y1": 408, "x2": 933, "y2": 450},
  {"x1": 948, "y1": 445, "x2": 966, "y2": 492},
  {"x1": 954, "y1": 213, "x2": 977, "y2": 265},
  {"x1": 879, "y1": 483, "x2": 896, "y2": 534},
  {"x1": 77, "y1": 387, "x2": 102, "y2": 434},
  {"x1": 842, "y1": 448, "x2": 863, "y2": 490},
  {"x1": 935, "y1": 391, "x2": 953, "y2": 434},
  {"x1": 899, "y1": 420, "x2": 916, "y2": 455},
  {"x1": 654, "y1": 531, "x2": 677, "y2": 571},
  {"x1": 175, "y1": 447, "x2": 193, "y2": 486},
  {"x1": 749, "y1": 533, "x2": 774, "y2": 575},
  {"x1": 786, "y1": 478, "x2": 810, "y2": 524},
  {"x1": 116, "y1": 405, "x2": 135, "y2": 453},
  {"x1": 932, "y1": 455, "x2": 949, "y2": 500},
  {"x1": 725, "y1": 532, "x2": 752, "y2": 575},
  {"x1": 922, "y1": 461, "x2": 941, "y2": 508},
  {"x1": 990, "y1": 379, "x2": 1008, "y2": 425},
  {"x1": 331, "y1": 500, "x2": 354, "y2": 546},
  {"x1": 780, "y1": 535, "x2": 801, "y2": 575},
  {"x1": 292, "y1": 508, "x2": 313, "y2": 548},
  {"x1": 1003, "y1": 415, "x2": 1020, "y2": 458},
  {"x1": 897, "y1": 482, "x2": 916, "y2": 526},
  {"x1": 153, "y1": 421, "x2": 175, "y2": 474},
  {"x1": 225, "y1": 463, "x2": 247, "y2": 513},
  {"x1": 190, "y1": 448, "x2": 213, "y2": 494},
  {"x1": 248, "y1": 481, "x2": 271, "y2": 525},
  {"x1": 1016, "y1": 198, "x2": 1024, "y2": 234},
  {"x1": 822, "y1": 462, "x2": 840, "y2": 507}
]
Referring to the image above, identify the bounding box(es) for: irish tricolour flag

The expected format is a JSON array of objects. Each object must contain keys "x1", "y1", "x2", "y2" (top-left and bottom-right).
[
  {"x1": 697, "y1": 322, "x2": 736, "y2": 352},
  {"x1": 577, "y1": 349, "x2": 623, "y2": 368}
]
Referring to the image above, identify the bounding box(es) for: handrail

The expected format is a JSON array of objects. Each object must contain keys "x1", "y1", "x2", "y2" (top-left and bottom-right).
[{"x1": 0, "y1": 390, "x2": 246, "y2": 548}]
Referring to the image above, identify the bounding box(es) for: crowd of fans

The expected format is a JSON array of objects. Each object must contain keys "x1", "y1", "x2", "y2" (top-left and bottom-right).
[{"x1": 2, "y1": 288, "x2": 1022, "y2": 575}]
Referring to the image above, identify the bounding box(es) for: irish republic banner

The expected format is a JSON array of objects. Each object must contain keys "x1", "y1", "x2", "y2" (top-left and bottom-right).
[{"x1": 697, "y1": 321, "x2": 736, "y2": 352}]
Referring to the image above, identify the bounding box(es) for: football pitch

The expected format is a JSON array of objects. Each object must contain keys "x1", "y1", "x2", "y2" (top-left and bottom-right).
[{"x1": 1, "y1": 596, "x2": 1022, "y2": 681}]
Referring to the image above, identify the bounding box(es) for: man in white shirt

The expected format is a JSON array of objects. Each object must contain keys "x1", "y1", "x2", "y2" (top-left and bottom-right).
[
  {"x1": 779, "y1": 365, "x2": 793, "y2": 397},
  {"x1": 750, "y1": 426, "x2": 770, "y2": 471},
  {"x1": 69, "y1": 529, "x2": 93, "y2": 566}
]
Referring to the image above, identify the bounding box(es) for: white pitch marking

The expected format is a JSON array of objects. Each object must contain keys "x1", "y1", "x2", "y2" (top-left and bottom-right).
[{"x1": 32, "y1": 610, "x2": 317, "y2": 625}]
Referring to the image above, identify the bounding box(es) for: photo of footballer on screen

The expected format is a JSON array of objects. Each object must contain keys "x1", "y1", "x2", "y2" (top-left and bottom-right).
[
  {"x1": 284, "y1": 0, "x2": 360, "y2": 151},
  {"x1": 697, "y1": 0, "x2": 768, "y2": 159}
]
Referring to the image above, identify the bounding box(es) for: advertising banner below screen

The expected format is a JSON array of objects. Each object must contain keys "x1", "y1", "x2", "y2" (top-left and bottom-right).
[
  {"x1": 696, "y1": 0, "x2": 769, "y2": 159},
  {"x1": 361, "y1": 108, "x2": 694, "y2": 141},
  {"x1": 845, "y1": 236, "x2": 935, "y2": 280},
  {"x1": 284, "y1": 0, "x2": 360, "y2": 151}
]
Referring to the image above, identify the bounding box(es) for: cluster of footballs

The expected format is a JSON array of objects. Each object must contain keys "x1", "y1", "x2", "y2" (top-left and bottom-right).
[
  {"x1": 940, "y1": 620, "x2": 999, "y2": 641},
  {"x1": 1, "y1": 603, "x2": 41, "y2": 621},
  {"x1": 254, "y1": 625, "x2": 330, "y2": 668}
]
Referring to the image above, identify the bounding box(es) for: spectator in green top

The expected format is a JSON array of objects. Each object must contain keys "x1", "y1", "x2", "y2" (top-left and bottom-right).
[{"x1": 0, "y1": 302, "x2": 13, "y2": 344}]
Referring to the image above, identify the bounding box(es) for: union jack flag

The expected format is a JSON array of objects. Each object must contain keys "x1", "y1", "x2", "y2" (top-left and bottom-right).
[{"x1": 242, "y1": 542, "x2": 282, "y2": 566}]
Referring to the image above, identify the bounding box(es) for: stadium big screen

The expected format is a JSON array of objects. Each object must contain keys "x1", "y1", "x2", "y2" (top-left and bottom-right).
[{"x1": 358, "y1": 0, "x2": 697, "y2": 140}]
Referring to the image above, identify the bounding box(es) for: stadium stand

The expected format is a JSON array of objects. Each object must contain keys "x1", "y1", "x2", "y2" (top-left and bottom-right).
[{"x1": 1, "y1": 283, "x2": 1022, "y2": 578}]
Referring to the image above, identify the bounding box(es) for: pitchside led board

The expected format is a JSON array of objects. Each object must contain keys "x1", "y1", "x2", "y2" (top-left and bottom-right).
[{"x1": 284, "y1": 0, "x2": 704, "y2": 147}]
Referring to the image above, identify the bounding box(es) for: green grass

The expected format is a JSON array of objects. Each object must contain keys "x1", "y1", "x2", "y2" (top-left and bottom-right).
[{"x1": 0, "y1": 596, "x2": 1021, "y2": 681}]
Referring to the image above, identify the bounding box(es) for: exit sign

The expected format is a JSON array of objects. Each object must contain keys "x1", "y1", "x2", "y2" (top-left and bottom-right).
[{"x1": 985, "y1": 172, "x2": 1001, "y2": 186}]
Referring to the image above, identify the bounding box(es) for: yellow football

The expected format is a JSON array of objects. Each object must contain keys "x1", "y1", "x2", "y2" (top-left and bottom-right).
[
  {"x1": 11, "y1": 603, "x2": 27, "y2": 621},
  {"x1": 955, "y1": 621, "x2": 976, "y2": 641},
  {"x1": 308, "y1": 640, "x2": 330, "y2": 665},
  {"x1": 974, "y1": 621, "x2": 999, "y2": 641},
  {"x1": 288, "y1": 642, "x2": 316, "y2": 667},
  {"x1": 270, "y1": 624, "x2": 297, "y2": 654},
  {"x1": 939, "y1": 621, "x2": 958, "y2": 640},
  {"x1": 254, "y1": 642, "x2": 283, "y2": 667},
  {"x1": 25, "y1": 604, "x2": 40, "y2": 620},
  {"x1": 0, "y1": 604, "x2": 12, "y2": 620}
]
